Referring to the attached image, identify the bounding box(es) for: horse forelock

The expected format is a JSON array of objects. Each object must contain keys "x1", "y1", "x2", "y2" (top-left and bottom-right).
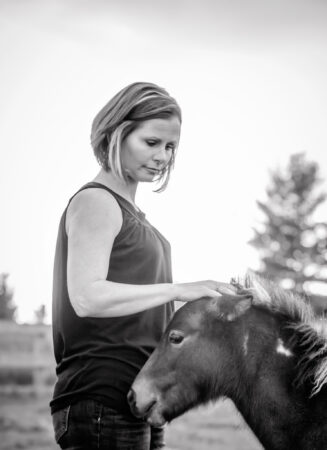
[
  {"x1": 232, "y1": 272, "x2": 327, "y2": 397},
  {"x1": 232, "y1": 272, "x2": 313, "y2": 323}
]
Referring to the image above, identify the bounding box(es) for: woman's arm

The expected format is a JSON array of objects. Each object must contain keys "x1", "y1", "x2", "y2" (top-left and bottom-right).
[{"x1": 66, "y1": 188, "x2": 221, "y2": 318}]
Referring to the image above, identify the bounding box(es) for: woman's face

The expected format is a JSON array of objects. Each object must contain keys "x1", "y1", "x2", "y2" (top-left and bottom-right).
[{"x1": 121, "y1": 116, "x2": 181, "y2": 183}]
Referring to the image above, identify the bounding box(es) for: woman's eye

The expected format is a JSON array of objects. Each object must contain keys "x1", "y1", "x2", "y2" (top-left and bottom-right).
[
  {"x1": 168, "y1": 331, "x2": 184, "y2": 344},
  {"x1": 166, "y1": 145, "x2": 175, "y2": 152},
  {"x1": 146, "y1": 140, "x2": 157, "y2": 146}
]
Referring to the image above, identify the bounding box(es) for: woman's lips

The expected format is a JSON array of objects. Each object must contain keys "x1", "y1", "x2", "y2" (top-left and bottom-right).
[{"x1": 144, "y1": 166, "x2": 161, "y2": 174}]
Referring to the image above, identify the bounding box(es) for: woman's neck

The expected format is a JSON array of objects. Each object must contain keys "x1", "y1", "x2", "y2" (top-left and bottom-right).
[{"x1": 93, "y1": 169, "x2": 138, "y2": 203}]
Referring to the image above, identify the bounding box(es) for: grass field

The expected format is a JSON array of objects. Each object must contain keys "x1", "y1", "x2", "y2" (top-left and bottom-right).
[{"x1": 0, "y1": 389, "x2": 262, "y2": 450}]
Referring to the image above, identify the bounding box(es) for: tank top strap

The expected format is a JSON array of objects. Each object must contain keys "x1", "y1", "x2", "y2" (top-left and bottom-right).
[{"x1": 67, "y1": 182, "x2": 145, "y2": 221}]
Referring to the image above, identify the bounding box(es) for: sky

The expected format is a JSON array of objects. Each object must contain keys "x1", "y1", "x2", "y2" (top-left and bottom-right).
[{"x1": 1, "y1": 0, "x2": 327, "y2": 322}]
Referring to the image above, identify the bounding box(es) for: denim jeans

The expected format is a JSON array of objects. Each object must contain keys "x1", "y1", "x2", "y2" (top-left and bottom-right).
[{"x1": 52, "y1": 399, "x2": 165, "y2": 450}]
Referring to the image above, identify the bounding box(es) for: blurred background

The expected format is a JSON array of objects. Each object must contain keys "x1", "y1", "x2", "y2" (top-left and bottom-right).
[{"x1": 1, "y1": 0, "x2": 327, "y2": 449}]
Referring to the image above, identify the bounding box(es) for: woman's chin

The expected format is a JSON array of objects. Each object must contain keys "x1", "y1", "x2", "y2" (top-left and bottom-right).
[
  {"x1": 126, "y1": 172, "x2": 154, "y2": 183},
  {"x1": 140, "y1": 175, "x2": 158, "y2": 183}
]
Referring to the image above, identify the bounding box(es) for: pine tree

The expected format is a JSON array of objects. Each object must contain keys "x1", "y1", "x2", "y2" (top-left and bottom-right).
[
  {"x1": 0, "y1": 273, "x2": 16, "y2": 321},
  {"x1": 249, "y1": 153, "x2": 327, "y2": 295},
  {"x1": 34, "y1": 304, "x2": 47, "y2": 324}
]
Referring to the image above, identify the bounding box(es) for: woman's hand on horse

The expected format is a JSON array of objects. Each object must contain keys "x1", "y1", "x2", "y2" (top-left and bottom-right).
[{"x1": 174, "y1": 280, "x2": 236, "y2": 303}]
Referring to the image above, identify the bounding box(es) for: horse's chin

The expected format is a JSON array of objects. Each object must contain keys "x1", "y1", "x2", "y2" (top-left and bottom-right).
[
  {"x1": 146, "y1": 408, "x2": 167, "y2": 427},
  {"x1": 146, "y1": 401, "x2": 190, "y2": 427}
]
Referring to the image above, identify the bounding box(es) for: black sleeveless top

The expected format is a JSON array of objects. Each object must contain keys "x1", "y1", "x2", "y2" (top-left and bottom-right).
[{"x1": 50, "y1": 182, "x2": 174, "y2": 414}]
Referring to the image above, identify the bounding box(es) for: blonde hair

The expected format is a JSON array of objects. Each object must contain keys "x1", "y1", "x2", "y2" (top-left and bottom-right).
[{"x1": 91, "y1": 82, "x2": 182, "y2": 191}]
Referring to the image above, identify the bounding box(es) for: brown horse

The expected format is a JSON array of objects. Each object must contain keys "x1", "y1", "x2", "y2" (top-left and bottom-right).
[{"x1": 128, "y1": 275, "x2": 327, "y2": 450}]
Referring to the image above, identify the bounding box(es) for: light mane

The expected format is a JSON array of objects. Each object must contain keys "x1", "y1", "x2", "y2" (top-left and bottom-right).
[
  {"x1": 232, "y1": 273, "x2": 314, "y2": 322},
  {"x1": 232, "y1": 272, "x2": 327, "y2": 396}
]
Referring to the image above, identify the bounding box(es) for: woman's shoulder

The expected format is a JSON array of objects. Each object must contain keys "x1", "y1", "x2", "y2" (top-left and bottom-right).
[
  {"x1": 66, "y1": 185, "x2": 123, "y2": 234},
  {"x1": 69, "y1": 184, "x2": 122, "y2": 210}
]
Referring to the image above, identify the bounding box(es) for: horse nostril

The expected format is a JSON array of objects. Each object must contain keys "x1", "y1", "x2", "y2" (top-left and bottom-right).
[{"x1": 127, "y1": 388, "x2": 136, "y2": 406}]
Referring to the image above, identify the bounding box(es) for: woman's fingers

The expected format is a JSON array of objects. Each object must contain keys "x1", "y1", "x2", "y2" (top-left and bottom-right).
[{"x1": 214, "y1": 282, "x2": 238, "y2": 296}]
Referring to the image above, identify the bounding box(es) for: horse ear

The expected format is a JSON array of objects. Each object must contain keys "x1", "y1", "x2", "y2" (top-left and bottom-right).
[
  {"x1": 250, "y1": 277, "x2": 271, "y2": 304},
  {"x1": 225, "y1": 295, "x2": 252, "y2": 321}
]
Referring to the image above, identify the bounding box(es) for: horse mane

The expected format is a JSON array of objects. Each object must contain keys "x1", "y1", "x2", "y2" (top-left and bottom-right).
[{"x1": 231, "y1": 272, "x2": 327, "y2": 397}]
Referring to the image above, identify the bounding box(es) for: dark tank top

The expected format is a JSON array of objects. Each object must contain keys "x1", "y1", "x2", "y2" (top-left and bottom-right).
[{"x1": 50, "y1": 182, "x2": 174, "y2": 414}]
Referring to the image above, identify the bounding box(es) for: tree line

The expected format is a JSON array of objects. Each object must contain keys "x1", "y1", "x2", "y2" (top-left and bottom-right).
[{"x1": 0, "y1": 273, "x2": 47, "y2": 323}]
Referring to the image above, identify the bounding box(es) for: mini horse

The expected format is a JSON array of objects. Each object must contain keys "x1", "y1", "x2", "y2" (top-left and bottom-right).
[{"x1": 128, "y1": 275, "x2": 327, "y2": 450}]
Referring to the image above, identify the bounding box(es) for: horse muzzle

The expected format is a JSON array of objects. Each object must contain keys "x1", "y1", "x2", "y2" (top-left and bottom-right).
[
  {"x1": 127, "y1": 381, "x2": 166, "y2": 427},
  {"x1": 127, "y1": 387, "x2": 157, "y2": 418}
]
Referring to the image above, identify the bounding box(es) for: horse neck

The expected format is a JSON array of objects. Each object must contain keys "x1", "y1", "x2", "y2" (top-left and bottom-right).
[
  {"x1": 235, "y1": 382, "x2": 327, "y2": 450},
  {"x1": 233, "y1": 376, "x2": 300, "y2": 450},
  {"x1": 224, "y1": 310, "x2": 312, "y2": 450}
]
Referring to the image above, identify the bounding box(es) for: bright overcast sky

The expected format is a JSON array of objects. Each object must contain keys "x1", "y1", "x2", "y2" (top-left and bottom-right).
[{"x1": 1, "y1": 0, "x2": 327, "y2": 322}]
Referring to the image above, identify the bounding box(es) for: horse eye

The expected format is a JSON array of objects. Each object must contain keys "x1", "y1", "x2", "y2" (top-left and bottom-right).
[{"x1": 168, "y1": 331, "x2": 184, "y2": 345}]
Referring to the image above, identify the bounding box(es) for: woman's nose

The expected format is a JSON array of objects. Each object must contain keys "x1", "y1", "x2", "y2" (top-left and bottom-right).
[{"x1": 153, "y1": 146, "x2": 169, "y2": 164}]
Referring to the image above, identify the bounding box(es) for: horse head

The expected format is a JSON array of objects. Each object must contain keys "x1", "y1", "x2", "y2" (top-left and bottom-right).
[{"x1": 128, "y1": 284, "x2": 253, "y2": 426}]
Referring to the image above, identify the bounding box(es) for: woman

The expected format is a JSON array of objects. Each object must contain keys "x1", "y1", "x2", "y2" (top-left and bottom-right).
[{"x1": 51, "y1": 82, "x2": 222, "y2": 450}]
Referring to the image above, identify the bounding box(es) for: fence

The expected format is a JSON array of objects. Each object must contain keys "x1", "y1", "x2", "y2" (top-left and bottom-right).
[{"x1": 0, "y1": 320, "x2": 55, "y2": 393}]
